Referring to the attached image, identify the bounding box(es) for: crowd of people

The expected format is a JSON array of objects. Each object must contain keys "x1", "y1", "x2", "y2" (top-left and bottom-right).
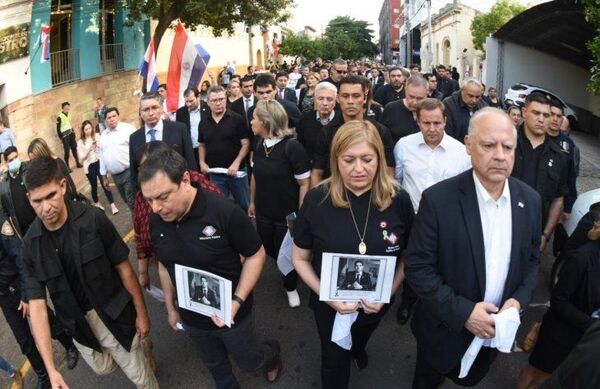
[{"x1": 0, "y1": 55, "x2": 597, "y2": 389}]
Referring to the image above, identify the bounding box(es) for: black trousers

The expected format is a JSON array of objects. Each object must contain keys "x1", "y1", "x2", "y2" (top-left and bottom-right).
[
  {"x1": 412, "y1": 341, "x2": 496, "y2": 389},
  {"x1": 313, "y1": 299, "x2": 389, "y2": 389},
  {"x1": 255, "y1": 214, "x2": 297, "y2": 291},
  {"x1": 61, "y1": 132, "x2": 79, "y2": 167},
  {"x1": 0, "y1": 286, "x2": 73, "y2": 387}
]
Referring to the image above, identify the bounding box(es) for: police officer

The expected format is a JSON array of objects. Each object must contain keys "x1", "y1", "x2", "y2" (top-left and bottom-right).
[
  {"x1": 512, "y1": 93, "x2": 568, "y2": 252},
  {"x1": 56, "y1": 102, "x2": 82, "y2": 170}
]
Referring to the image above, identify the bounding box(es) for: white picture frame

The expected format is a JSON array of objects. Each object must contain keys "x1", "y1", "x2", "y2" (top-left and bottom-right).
[
  {"x1": 174, "y1": 264, "x2": 232, "y2": 327},
  {"x1": 319, "y1": 252, "x2": 397, "y2": 303}
]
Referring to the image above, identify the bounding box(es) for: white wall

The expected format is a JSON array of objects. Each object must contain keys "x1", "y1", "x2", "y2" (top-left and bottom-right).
[
  {"x1": 485, "y1": 38, "x2": 597, "y2": 115},
  {"x1": 0, "y1": 1, "x2": 33, "y2": 106}
]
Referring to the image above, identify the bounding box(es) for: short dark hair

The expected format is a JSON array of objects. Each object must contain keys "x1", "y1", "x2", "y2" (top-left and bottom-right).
[
  {"x1": 410, "y1": 64, "x2": 421, "y2": 70},
  {"x1": 158, "y1": 84, "x2": 167, "y2": 90},
  {"x1": 183, "y1": 87, "x2": 199, "y2": 97},
  {"x1": 416, "y1": 98, "x2": 445, "y2": 119},
  {"x1": 61, "y1": 102, "x2": 70, "y2": 108},
  {"x1": 105, "y1": 106, "x2": 119, "y2": 116},
  {"x1": 254, "y1": 74, "x2": 276, "y2": 90},
  {"x1": 24, "y1": 156, "x2": 62, "y2": 192},
  {"x1": 240, "y1": 75, "x2": 254, "y2": 85},
  {"x1": 3, "y1": 146, "x2": 17, "y2": 160},
  {"x1": 141, "y1": 141, "x2": 173, "y2": 162},
  {"x1": 524, "y1": 92, "x2": 550, "y2": 107},
  {"x1": 138, "y1": 148, "x2": 188, "y2": 186},
  {"x1": 423, "y1": 72, "x2": 435, "y2": 81},
  {"x1": 549, "y1": 98, "x2": 564, "y2": 113},
  {"x1": 338, "y1": 75, "x2": 367, "y2": 94},
  {"x1": 436, "y1": 64, "x2": 446, "y2": 70},
  {"x1": 355, "y1": 261, "x2": 364, "y2": 267},
  {"x1": 275, "y1": 71, "x2": 289, "y2": 80}
]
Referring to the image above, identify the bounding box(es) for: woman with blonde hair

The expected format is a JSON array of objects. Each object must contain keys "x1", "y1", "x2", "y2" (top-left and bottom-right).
[
  {"x1": 298, "y1": 72, "x2": 321, "y2": 113},
  {"x1": 249, "y1": 100, "x2": 311, "y2": 308},
  {"x1": 292, "y1": 120, "x2": 414, "y2": 388},
  {"x1": 518, "y1": 210, "x2": 600, "y2": 389},
  {"x1": 227, "y1": 79, "x2": 242, "y2": 105}
]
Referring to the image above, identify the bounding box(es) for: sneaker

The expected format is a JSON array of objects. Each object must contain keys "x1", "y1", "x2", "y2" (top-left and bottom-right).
[
  {"x1": 66, "y1": 345, "x2": 79, "y2": 369},
  {"x1": 286, "y1": 290, "x2": 301, "y2": 308},
  {"x1": 94, "y1": 202, "x2": 105, "y2": 211},
  {"x1": 12, "y1": 369, "x2": 23, "y2": 389},
  {"x1": 110, "y1": 203, "x2": 119, "y2": 215},
  {"x1": 263, "y1": 340, "x2": 282, "y2": 383}
]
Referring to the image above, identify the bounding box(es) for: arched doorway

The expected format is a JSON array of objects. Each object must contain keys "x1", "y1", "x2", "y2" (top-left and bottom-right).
[
  {"x1": 442, "y1": 38, "x2": 451, "y2": 67},
  {"x1": 256, "y1": 49, "x2": 263, "y2": 69}
]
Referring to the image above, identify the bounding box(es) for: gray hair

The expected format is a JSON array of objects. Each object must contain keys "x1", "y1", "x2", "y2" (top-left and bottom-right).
[
  {"x1": 315, "y1": 82, "x2": 338, "y2": 95},
  {"x1": 207, "y1": 85, "x2": 226, "y2": 96},
  {"x1": 467, "y1": 107, "x2": 517, "y2": 138},
  {"x1": 254, "y1": 100, "x2": 293, "y2": 139},
  {"x1": 405, "y1": 75, "x2": 428, "y2": 90},
  {"x1": 462, "y1": 77, "x2": 484, "y2": 90},
  {"x1": 333, "y1": 58, "x2": 347, "y2": 67},
  {"x1": 140, "y1": 92, "x2": 162, "y2": 105}
]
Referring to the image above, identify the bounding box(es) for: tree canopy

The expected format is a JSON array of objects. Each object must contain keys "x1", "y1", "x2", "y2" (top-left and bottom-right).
[
  {"x1": 470, "y1": 0, "x2": 527, "y2": 52},
  {"x1": 280, "y1": 16, "x2": 378, "y2": 61},
  {"x1": 579, "y1": 0, "x2": 600, "y2": 94},
  {"x1": 125, "y1": 0, "x2": 292, "y2": 51}
]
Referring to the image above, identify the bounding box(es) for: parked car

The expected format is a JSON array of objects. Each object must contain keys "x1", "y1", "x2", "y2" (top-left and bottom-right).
[{"x1": 504, "y1": 83, "x2": 577, "y2": 119}]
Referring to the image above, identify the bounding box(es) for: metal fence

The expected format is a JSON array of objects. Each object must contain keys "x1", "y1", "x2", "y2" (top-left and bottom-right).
[
  {"x1": 100, "y1": 43, "x2": 125, "y2": 74},
  {"x1": 50, "y1": 48, "x2": 81, "y2": 86}
]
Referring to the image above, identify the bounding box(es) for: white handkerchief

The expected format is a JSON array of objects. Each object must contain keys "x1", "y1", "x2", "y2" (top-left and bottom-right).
[
  {"x1": 276, "y1": 231, "x2": 295, "y2": 276},
  {"x1": 459, "y1": 307, "x2": 521, "y2": 378},
  {"x1": 331, "y1": 307, "x2": 359, "y2": 350},
  {"x1": 208, "y1": 167, "x2": 247, "y2": 178}
]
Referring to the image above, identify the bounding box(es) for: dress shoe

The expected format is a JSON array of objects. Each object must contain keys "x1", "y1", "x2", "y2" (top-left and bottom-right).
[
  {"x1": 66, "y1": 345, "x2": 79, "y2": 369},
  {"x1": 264, "y1": 340, "x2": 282, "y2": 383}
]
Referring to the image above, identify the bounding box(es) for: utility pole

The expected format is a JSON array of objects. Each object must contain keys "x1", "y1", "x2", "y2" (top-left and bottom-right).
[
  {"x1": 404, "y1": 0, "x2": 410, "y2": 67},
  {"x1": 427, "y1": 0, "x2": 433, "y2": 70}
]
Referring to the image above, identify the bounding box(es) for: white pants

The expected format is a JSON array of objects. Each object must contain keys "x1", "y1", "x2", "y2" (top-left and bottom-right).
[{"x1": 72, "y1": 310, "x2": 159, "y2": 389}]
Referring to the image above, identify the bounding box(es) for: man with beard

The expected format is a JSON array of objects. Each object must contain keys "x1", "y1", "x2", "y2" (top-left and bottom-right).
[{"x1": 374, "y1": 67, "x2": 406, "y2": 107}]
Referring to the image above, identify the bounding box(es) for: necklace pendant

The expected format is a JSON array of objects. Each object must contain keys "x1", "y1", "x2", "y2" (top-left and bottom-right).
[{"x1": 358, "y1": 241, "x2": 367, "y2": 255}]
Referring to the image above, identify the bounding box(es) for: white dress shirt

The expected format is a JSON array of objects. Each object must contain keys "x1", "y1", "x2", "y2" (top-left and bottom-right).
[
  {"x1": 473, "y1": 172, "x2": 512, "y2": 310},
  {"x1": 316, "y1": 110, "x2": 335, "y2": 126},
  {"x1": 99, "y1": 121, "x2": 137, "y2": 175},
  {"x1": 394, "y1": 132, "x2": 471, "y2": 212},
  {"x1": 189, "y1": 108, "x2": 201, "y2": 149},
  {"x1": 145, "y1": 119, "x2": 164, "y2": 142}
]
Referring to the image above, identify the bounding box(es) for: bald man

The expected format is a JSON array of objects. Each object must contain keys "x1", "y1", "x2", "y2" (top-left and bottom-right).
[{"x1": 405, "y1": 108, "x2": 542, "y2": 388}]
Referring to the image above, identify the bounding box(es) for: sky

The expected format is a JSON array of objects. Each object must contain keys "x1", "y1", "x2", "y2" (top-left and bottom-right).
[{"x1": 290, "y1": 0, "x2": 385, "y2": 39}]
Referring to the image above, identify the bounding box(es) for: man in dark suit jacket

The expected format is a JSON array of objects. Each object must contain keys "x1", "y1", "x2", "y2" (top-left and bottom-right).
[
  {"x1": 275, "y1": 71, "x2": 298, "y2": 105},
  {"x1": 230, "y1": 76, "x2": 257, "y2": 130},
  {"x1": 175, "y1": 87, "x2": 210, "y2": 167},
  {"x1": 341, "y1": 261, "x2": 373, "y2": 291},
  {"x1": 192, "y1": 276, "x2": 219, "y2": 307},
  {"x1": 405, "y1": 107, "x2": 542, "y2": 388},
  {"x1": 130, "y1": 92, "x2": 199, "y2": 190}
]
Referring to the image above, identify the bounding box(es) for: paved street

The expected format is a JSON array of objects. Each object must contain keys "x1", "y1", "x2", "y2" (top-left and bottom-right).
[{"x1": 1, "y1": 130, "x2": 599, "y2": 389}]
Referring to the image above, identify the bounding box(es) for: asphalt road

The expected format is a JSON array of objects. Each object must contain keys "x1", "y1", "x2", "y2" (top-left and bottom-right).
[{"x1": 1, "y1": 130, "x2": 599, "y2": 389}]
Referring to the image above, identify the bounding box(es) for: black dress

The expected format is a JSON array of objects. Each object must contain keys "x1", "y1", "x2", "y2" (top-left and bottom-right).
[{"x1": 529, "y1": 240, "x2": 600, "y2": 373}]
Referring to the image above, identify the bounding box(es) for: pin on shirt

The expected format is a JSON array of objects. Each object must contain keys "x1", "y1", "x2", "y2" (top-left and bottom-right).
[
  {"x1": 518, "y1": 201, "x2": 524, "y2": 208},
  {"x1": 548, "y1": 159, "x2": 553, "y2": 167}
]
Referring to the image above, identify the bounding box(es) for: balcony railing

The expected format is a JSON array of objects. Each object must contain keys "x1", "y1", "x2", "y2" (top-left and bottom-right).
[
  {"x1": 51, "y1": 48, "x2": 81, "y2": 86},
  {"x1": 100, "y1": 43, "x2": 125, "y2": 74}
]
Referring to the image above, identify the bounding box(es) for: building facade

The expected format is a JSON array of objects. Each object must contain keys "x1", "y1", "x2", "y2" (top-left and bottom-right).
[
  {"x1": 0, "y1": 0, "x2": 149, "y2": 158},
  {"x1": 378, "y1": 0, "x2": 402, "y2": 65}
]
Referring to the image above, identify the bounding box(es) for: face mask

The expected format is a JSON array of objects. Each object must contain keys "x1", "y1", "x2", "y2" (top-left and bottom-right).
[{"x1": 8, "y1": 159, "x2": 21, "y2": 175}]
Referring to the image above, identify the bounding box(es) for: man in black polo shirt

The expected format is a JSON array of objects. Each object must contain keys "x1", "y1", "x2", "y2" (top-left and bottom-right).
[
  {"x1": 310, "y1": 75, "x2": 395, "y2": 187},
  {"x1": 512, "y1": 93, "x2": 568, "y2": 252},
  {"x1": 424, "y1": 73, "x2": 443, "y2": 100},
  {"x1": 374, "y1": 66, "x2": 406, "y2": 107},
  {"x1": 21, "y1": 157, "x2": 156, "y2": 389},
  {"x1": 322, "y1": 58, "x2": 348, "y2": 89},
  {"x1": 296, "y1": 81, "x2": 338, "y2": 164},
  {"x1": 199, "y1": 85, "x2": 250, "y2": 210},
  {"x1": 435, "y1": 65, "x2": 459, "y2": 99},
  {"x1": 381, "y1": 75, "x2": 427, "y2": 143},
  {"x1": 140, "y1": 148, "x2": 282, "y2": 388},
  {"x1": 443, "y1": 78, "x2": 487, "y2": 143}
]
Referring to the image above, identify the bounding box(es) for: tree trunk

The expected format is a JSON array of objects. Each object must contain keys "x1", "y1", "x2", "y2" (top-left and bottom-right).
[{"x1": 152, "y1": 0, "x2": 186, "y2": 52}]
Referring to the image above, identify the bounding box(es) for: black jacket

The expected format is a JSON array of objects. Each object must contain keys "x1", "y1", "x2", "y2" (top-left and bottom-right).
[
  {"x1": 443, "y1": 91, "x2": 487, "y2": 143},
  {"x1": 276, "y1": 88, "x2": 298, "y2": 105},
  {"x1": 21, "y1": 201, "x2": 136, "y2": 352},
  {"x1": 230, "y1": 96, "x2": 257, "y2": 130},
  {"x1": 405, "y1": 170, "x2": 542, "y2": 374},
  {"x1": 175, "y1": 102, "x2": 210, "y2": 144},
  {"x1": 512, "y1": 127, "x2": 569, "y2": 225}
]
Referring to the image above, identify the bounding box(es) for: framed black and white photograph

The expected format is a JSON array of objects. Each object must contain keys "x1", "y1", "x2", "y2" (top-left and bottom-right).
[
  {"x1": 319, "y1": 253, "x2": 396, "y2": 303},
  {"x1": 174, "y1": 264, "x2": 232, "y2": 327}
]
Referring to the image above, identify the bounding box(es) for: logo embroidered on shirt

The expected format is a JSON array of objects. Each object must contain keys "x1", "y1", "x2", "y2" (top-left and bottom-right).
[{"x1": 202, "y1": 226, "x2": 216, "y2": 237}]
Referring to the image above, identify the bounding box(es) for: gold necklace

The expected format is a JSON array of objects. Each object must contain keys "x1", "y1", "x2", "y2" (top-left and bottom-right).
[
  {"x1": 263, "y1": 140, "x2": 276, "y2": 157},
  {"x1": 345, "y1": 189, "x2": 372, "y2": 255}
]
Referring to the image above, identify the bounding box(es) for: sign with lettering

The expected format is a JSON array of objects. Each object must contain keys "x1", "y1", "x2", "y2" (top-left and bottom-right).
[{"x1": 0, "y1": 23, "x2": 30, "y2": 64}]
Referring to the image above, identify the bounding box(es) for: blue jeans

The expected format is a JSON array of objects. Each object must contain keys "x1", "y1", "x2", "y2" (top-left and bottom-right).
[
  {"x1": 183, "y1": 313, "x2": 278, "y2": 389},
  {"x1": 0, "y1": 355, "x2": 14, "y2": 376},
  {"x1": 209, "y1": 170, "x2": 249, "y2": 210}
]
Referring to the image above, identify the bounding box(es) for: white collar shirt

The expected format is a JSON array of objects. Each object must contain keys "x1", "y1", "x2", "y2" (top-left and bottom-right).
[
  {"x1": 188, "y1": 107, "x2": 201, "y2": 149},
  {"x1": 473, "y1": 172, "x2": 512, "y2": 312},
  {"x1": 98, "y1": 121, "x2": 137, "y2": 175},
  {"x1": 145, "y1": 119, "x2": 164, "y2": 142},
  {"x1": 316, "y1": 110, "x2": 335, "y2": 126},
  {"x1": 394, "y1": 132, "x2": 471, "y2": 212}
]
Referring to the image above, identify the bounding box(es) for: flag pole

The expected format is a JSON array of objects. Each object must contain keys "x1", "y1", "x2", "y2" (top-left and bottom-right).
[{"x1": 24, "y1": 43, "x2": 42, "y2": 75}]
